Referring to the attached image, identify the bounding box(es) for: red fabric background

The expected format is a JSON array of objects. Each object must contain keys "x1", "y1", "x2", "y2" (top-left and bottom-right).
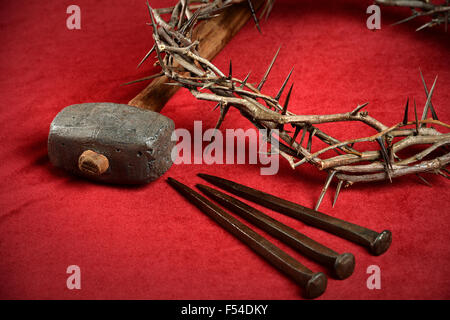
[{"x1": 0, "y1": 0, "x2": 449, "y2": 300}]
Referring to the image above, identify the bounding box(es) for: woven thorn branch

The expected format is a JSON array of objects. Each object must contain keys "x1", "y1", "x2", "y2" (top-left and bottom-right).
[
  {"x1": 375, "y1": 0, "x2": 450, "y2": 31},
  {"x1": 134, "y1": 0, "x2": 450, "y2": 210}
]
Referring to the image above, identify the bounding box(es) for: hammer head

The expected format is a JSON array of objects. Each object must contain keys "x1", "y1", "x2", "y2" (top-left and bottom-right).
[{"x1": 48, "y1": 103, "x2": 175, "y2": 184}]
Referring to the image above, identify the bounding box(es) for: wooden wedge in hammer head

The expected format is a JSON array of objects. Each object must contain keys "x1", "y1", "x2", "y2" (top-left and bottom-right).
[{"x1": 48, "y1": 102, "x2": 175, "y2": 184}]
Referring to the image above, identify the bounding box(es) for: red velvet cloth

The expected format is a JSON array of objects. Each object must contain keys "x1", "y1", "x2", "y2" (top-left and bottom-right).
[{"x1": 0, "y1": 0, "x2": 449, "y2": 300}]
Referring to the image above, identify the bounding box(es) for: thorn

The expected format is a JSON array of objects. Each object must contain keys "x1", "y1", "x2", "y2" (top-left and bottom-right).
[
  {"x1": 416, "y1": 21, "x2": 432, "y2": 32},
  {"x1": 168, "y1": 1, "x2": 181, "y2": 27},
  {"x1": 299, "y1": 127, "x2": 308, "y2": 146},
  {"x1": 259, "y1": 0, "x2": 270, "y2": 20},
  {"x1": 258, "y1": 0, "x2": 276, "y2": 22},
  {"x1": 420, "y1": 74, "x2": 438, "y2": 126},
  {"x1": 122, "y1": 72, "x2": 163, "y2": 86},
  {"x1": 212, "y1": 105, "x2": 230, "y2": 138},
  {"x1": 402, "y1": 97, "x2": 409, "y2": 125},
  {"x1": 137, "y1": 45, "x2": 155, "y2": 69},
  {"x1": 240, "y1": 71, "x2": 252, "y2": 89},
  {"x1": 306, "y1": 135, "x2": 312, "y2": 152},
  {"x1": 275, "y1": 67, "x2": 294, "y2": 101},
  {"x1": 414, "y1": 98, "x2": 419, "y2": 135},
  {"x1": 257, "y1": 47, "x2": 281, "y2": 91},
  {"x1": 266, "y1": 128, "x2": 272, "y2": 141},
  {"x1": 391, "y1": 13, "x2": 419, "y2": 26},
  {"x1": 247, "y1": 0, "x2": 262, "y2": 33},
  {"x1": 377, "y1": 136, "x2": 393, "y2": 171},
  {"x1": 146, "y1": 2, "x2": 163, "y2": 67},
  {"x1": 416, "y1": 173, "x2": 432, "y2": 187},
  {"x1": 146, "y1": 1, "x2": 153, "y2": 18},
  {"x1": 332, "y1": 180, "x2": 344, "y2": 208},
  {"x1": 177, "y1": 0, "x2": 187, "y2": 30},
  {"x1": 279, "y1": 83, "x2": 293, "y2": 132},
  {"x1": 296, "y1": 143, "x2": 304, "y2": 156},
  {"x1": 351, "y1": 102, "x2": 369, "y2": 116},
  {"x1": 282, "y1": 83, "x2": 294, "y2": 115},
  {"x1": 146, "y1": 2, "x2": 157, "y2": 32},
  {"x1": 307, "y1": 128, "x2": 316, "y2": 152},
  {"x1": 393, "y1": 153, "x2": 402, "y2": 161},
  {"x1": 314, "y1": 170, "x2": 337, "y2": 211},
  {"x1": 385, "y1": 169, "x2": 392, "y2": 183},
  {"x1": 430, "y1": 103, "x2": 439, "y2": 121},
  {"x1": 387, "y1": 141, "x2": 394, "y2": 165},
  {"x1": 290, "y1": 126, "x2": 302, "y2": 146},
  {"x1": 259, "y1": 0, "x2": 276, "y2": 22},
  {"x1": 418, "y1": 70, "x2": 439, "y2": 120},
  {"x1": 180, "y1": 8, "x2": 201, "y2": 34},
  {"x1": 265, "y1": 0, "x2": 276, "y2": 20},
  {"x1": 437, "y1": 169, "x2": 450, "y2": 179},
  {"x1": 376, "y1": 137, "x2": 392, "y2": 183},
  {"x1": 228, "y1": 60, "x2": 234, "y2": 90}
]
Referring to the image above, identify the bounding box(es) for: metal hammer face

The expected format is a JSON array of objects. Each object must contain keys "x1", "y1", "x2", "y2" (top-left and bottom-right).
[{"x1": 48, "y1": 103, "x2": 175, "y2": 184}]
